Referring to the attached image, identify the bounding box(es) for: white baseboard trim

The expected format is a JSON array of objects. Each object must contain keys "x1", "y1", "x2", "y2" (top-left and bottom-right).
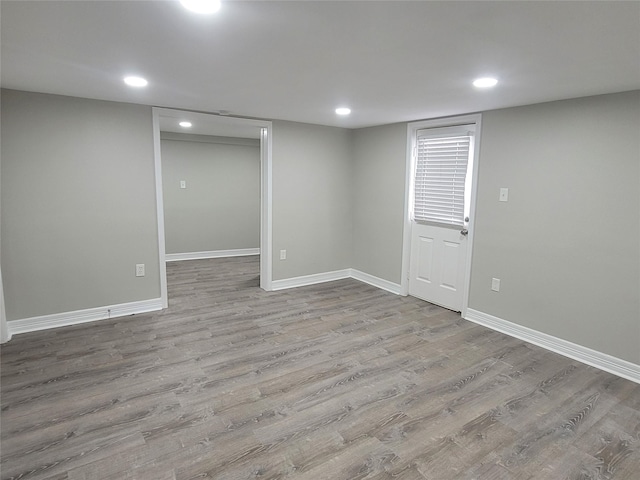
[
  {"x1": 271, "y1": 268, "x2": 403, "y2": 294},
  {"x1": 271, "y1": 269, "x2": 352, "y2": 291},
  {"x1": 350, "y1": 269, "x2": 403, "y2": 295},
  {"x1": 8, "y1": 298, "x2": 164, "y2": 336},
  {"x1": 4, "y1": 268, "x2": 399, "y2": 337},
  {"x1": 165, "y1": 248, "x2": 260, "y2": 262},
  {"x1": 465, "y1": 308, "x2": 640, "y2": 384}
]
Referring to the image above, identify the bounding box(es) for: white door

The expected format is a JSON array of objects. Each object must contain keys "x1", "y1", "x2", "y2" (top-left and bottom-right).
[
  {"x1": 409, "y1": 222, "x2": 468, "y2": 311},
  {"x1": 408, "y1": 123, "x2": 476, "y2": 312}
]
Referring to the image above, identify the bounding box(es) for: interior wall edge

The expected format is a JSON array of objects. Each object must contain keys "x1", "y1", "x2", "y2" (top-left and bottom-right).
[
  {"x1": 0, "y1": 269, "x2": 10, "y2": 343},
  {"x1": 160, "y1": 131, "x2": 260, "y2": 147},
  {"x1": 7, "y1": 298, "x2": 163, "y2": 336},
  {"x1": 350, "y1": 269, "x2": 403, "y2": 295},
  {"x1": 465, "y1": 308, "x2": 640, "y2": 384},
  {"x1": 270, "y1": 269, "x2": 352, "y2": 291},
  {"x1": 165, "y1": 248, "x2": 260, "y2": 262}
]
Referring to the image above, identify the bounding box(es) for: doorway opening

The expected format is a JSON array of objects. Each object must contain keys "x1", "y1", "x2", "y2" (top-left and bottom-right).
[{"x1": 152, "y1": 108, "x2": 273, "y2": 308}]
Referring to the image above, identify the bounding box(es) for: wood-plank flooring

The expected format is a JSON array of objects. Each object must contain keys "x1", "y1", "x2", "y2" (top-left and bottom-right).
[{"x1": 1, "y1": 256, "x2": 639, "y2": 479}]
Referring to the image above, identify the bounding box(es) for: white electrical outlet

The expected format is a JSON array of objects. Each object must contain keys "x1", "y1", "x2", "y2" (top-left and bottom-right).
[
  {"x1": 280, "y1": 249, "x2": 286, "y2": 260},
  {"x1": 180, "y1": 180, "x2": 187, "y2": 189},
  {"x1": 136, "y1": 264, "x2": 145, "y2": 277},
  {"x1": 499, "y1": 188, "x2": 509, "y2": 202},
  {"x1": 491, "y1": 277, "x2": 500, "y2": 292}
]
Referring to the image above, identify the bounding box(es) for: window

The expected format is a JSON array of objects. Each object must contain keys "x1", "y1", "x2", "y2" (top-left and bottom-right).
[{"x1": 413, "y1": 124, "x2": 475, "y2": 227}]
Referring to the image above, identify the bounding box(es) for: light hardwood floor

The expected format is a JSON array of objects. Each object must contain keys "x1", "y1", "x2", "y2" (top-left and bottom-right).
[{"x1": 1, "y1": 257, "x2": 639, "y2": 479}]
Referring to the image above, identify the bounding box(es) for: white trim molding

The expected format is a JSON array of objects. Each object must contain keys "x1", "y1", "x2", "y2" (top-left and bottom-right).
[
  {"x1": 465, "y1": 308, "x2": 640, "y2": 384},
  {"x1": 165, "y1": 248, "x2": 260, "y2": 262},
  {"x1": 8, "y1": 298, "x2": 163, "y2": 336},
  {"x1": 350, "y1": 269, "x2": 403, "y2": 295},
  {"x1": 0, "y1": 267, "x2": 10, "y2": 343},
  {"x1": 259, "y1": 125, "x2": 273, "y2": 292},
  {"x1": 271, "y1": 268, "x2": 403, "y2": 295},
  {"x1": 152, "y1": 108, "x2": 169, "y2": 309},
  {"x1": 271, "y1": 269, "x2": 351, "y2": 291},
  {"x1": 6, "y1": 268, "x2": 399, "y2": 336}
]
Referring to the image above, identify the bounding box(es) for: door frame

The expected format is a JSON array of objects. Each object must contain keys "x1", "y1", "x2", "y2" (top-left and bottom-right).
[
  {"x1": 0, "y1": 265, "x2": 10, "y2": 343},
  {"x1": 400, "y1": 113, "x2": 482, "y2": 317},
  {"x1": 152, "y1": 107, "x2": 273, "y2": 308}
]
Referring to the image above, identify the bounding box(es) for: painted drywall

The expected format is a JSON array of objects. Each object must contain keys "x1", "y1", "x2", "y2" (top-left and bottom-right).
[
  {"x1": 469, "y1": 91, "x2": 640, "y2": 364},
  {"x1": 352, "y1": 123, "x2": 407, "y2": 284},
  {"x1": 3, "y1": 87, "x2": 637, "y2": 368},
  {"x1": 271, "y1": 121, "x2": 353, "y2": 280},
  {"x1": 1, "y1": 89, "x2": 160, "y2": 320},
  {"x1": 160, "y1": 133, "x2": 260, "y2": 254}
]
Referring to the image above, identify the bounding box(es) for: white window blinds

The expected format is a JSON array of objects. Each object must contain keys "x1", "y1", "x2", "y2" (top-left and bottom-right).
[{"x1": 414, "y1": 126, "x2": 474, "y2": 227}]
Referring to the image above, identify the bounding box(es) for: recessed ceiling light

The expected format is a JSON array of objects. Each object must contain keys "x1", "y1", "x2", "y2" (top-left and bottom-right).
[
  {"x1": 180, "y1": 0, "x2": 221, "y2": 14},
  {"x1": 123, "y1": 76, "x2": 148, "y2": 87},
  {"x1": 335, "y1": 107, "x2": 351, "y2": 116},
  {"x1": 179, "y1": 121, "x2": 192, "y2": 128},
  {"x1": 473, "y1": 77, "x2": 498, "y2": 88}
]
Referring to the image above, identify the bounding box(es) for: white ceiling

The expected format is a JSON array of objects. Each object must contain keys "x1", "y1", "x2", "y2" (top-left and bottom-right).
[{"x1": 2, "y1": 0, "x2": 639, "y2": 129}]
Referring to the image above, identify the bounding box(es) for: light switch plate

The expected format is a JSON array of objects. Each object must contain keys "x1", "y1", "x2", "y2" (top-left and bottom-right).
[
  {"x1": 499, "y1": 188, "x2": 509, "y2": 202},
  {"x1": 491, "y1": 277, "x2": 501, "y2": 292},
  {"x1": 180, "y1": 180, "x2": 186, "y2": 189}
]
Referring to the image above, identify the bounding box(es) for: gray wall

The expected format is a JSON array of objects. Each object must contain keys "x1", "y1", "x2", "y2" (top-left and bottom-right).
[
  {"x1": 352, "y1": 123, "x2": 407, "y2": 284},
  {"x1": 469, "y1": 91, "x2": 640, "y2": 364},
  {"x1": 272, "y1": 121, "x2": 353, "y2": 280},
  {"x1": 349, "y1": 91, "x2": 639, "y2": 364},
  {"x1": 1, "y1": 89, "x2": 160, "y2": 320},
  {"x1": 161, "y1": 133, "x2": 260, "y2": 254},
  {"x1": 2, "y1": 87, "x2": 637, "y2": 366}
]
